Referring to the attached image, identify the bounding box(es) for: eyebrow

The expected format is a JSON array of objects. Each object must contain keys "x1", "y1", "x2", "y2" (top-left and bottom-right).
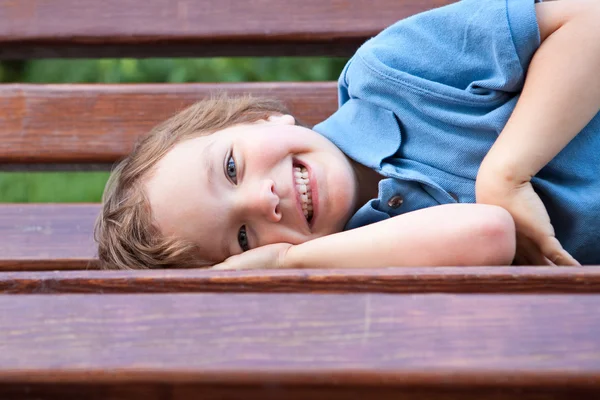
[{"x1": 203, "y1": 140, "x2": 216, "y2": 186}]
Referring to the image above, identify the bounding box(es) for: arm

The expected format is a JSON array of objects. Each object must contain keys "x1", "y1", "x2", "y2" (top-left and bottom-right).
[
  {"x1": 477, "y1": 0, "x2": 600, "y2": 265},
  {"x1": 284, "y1": 204, "x2": 515, "y2": 268},
  {"x1": 214, "y1": 204, "x2": 516, "y2": 270},
  {"x1": 479, "y1": 0, "x2": 600, "y2": 183}
]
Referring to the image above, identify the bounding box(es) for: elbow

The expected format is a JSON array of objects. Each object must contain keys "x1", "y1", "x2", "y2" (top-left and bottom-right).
[{"x1": 472, "y1": 206, "x2": 516, "y2": 266}]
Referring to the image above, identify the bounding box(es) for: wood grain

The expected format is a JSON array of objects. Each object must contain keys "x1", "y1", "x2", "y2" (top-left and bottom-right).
[
  {"x1": 1, "y1": 293, "x2": 600, "y2": 399},
  {"x1": 0, "y1": 204, "x2": 98, "y2": 271},
  {"x1": 2, "y1": 267, "x2": 600, "y2": 294},
  {"x1": 2, "y1": 204, "x2": 599, "y2": 295},
  {"x1": 0, "y1": 0, "x2": 454, "y2": 59},
  {"x1": 0, "y1": 83, "x2": 338, "y2": 168},
  {"x1": 2, "y1": 385, "x2": 598, "y2": 400}
]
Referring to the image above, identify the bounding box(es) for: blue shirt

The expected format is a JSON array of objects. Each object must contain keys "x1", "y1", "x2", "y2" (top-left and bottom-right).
[{"x1": 313, "y1": 0, "x2": 600, "y2": 264}]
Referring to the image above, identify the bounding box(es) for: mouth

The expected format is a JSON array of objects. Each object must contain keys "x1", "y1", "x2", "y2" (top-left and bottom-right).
[{"x1": 293, "y1": 164, "x2": 314, "y2": 224}]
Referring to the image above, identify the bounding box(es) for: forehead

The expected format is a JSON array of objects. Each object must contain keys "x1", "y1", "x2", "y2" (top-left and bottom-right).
[{"x1": 144, "y1": 133, "x2": 229, "y2": 262}]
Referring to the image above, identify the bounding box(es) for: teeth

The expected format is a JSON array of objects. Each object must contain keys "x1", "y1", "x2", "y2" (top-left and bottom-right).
[{"x1": 294, "y1": 165, "x2": 313, "y2": 222}]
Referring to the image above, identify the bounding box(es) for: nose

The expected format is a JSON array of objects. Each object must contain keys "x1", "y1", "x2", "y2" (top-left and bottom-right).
[{"x1": 242, "y1": 179, "x2": 282, "y2": 223}]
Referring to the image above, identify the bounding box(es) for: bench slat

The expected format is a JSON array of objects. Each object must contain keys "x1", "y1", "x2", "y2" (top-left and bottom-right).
[
  {"x1": 2, "y1": 267, "x2": 600, "y2": 294},
  {"x1": 0, "y1": 204, "x2": 97, "y2": 271},
  {"x1": 2, "y1": 204, "x2": 599, "y2": 288},
  {"x1": 0, "y1": 0, "x2": 454, "y2": 59},
  {"x1": 0, "y1": 83, "x2": 337, "y2": 168},
  {"x1": 1, "y1": 293, "x2": 599, "y2": 399}
]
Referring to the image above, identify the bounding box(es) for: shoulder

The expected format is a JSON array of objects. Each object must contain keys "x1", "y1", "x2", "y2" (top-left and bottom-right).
[{"x1": 338, "y1": 0, "x2": 543, "y2": 102}]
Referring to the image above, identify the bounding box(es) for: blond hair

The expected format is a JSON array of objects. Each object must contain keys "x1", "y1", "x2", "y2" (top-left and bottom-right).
[{"x1": 94, "y1": 95, "x2": 291, "y2": 269}]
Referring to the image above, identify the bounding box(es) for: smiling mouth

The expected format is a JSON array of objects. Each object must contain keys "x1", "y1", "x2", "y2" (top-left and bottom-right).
[{"x1": 294, "y1": 165, "x2": 313, "y2": 223}]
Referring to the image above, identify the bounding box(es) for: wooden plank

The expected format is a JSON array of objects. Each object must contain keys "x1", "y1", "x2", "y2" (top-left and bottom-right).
[
  {"x1": 0, "y1": 83, "x2": 337, "y2": 168},
  {"x1": 0, "y1": 204, "x2": 98, "y2": 271},
  {"x1": 2, "y1": 267, "x2": 600, "y2": 294},
  {"x1": 0, "y1": 203, "x2": 595, "y2": 285},
  {"x1": 1, "y1": 293, "x2": 600, "y2": 399},
  {"x1": 0, "y1": 0, "x2": 455, "y2": 59},
  {"x1": 1, "y1": 204, "x2": 599, "y2": 287}
]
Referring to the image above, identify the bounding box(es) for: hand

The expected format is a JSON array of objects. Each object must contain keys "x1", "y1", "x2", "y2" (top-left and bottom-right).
[
  {"x1": 477, "y1": 180, "x2": 580, "y2": 266},
  {"x1": 211, "y1": 243, "x2": 293, "y2": 271}
]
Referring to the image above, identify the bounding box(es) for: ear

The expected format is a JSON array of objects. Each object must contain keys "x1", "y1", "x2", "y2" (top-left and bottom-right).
[{"x1": 266, "y1": 114, "x2": 296, "y2": 126}]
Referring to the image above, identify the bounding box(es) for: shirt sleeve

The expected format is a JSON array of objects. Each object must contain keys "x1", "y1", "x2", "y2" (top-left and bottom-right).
[{"x1": 348, "y1": 0, "x2": 542, "y2": 98}]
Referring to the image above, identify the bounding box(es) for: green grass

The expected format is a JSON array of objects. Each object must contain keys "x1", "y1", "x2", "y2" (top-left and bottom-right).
[
  {"x1": 0, "y1": 172, "x2": 110, "y2": 203},
  {"x1": 0, "y1": 57, "x2": 347, "y2": 203}
]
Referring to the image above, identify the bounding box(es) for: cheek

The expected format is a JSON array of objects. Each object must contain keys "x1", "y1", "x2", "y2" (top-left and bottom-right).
[
  {"x1": 329, "y1": 175, "x2": 356, "y2": 215},
  {"x1": 247, "y1": 135, "x2": 301, "y2": 161},
  {"x1": 324, "y1": 159, "x2": 358, "y2": 226}
]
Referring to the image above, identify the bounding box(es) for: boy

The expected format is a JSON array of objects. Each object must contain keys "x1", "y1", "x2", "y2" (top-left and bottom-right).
[{"x1": 96, "y1": 0, "x2": 600, "y2": 270}]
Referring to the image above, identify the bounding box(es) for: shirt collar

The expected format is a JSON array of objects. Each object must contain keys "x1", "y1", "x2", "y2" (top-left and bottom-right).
[{"x1": 313, "y1": 99, "x2": 401, "y2": 171}]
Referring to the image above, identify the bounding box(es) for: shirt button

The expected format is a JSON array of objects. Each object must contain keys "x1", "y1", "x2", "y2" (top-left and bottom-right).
[{"x1": 387, "y1": 195, "x2": 404, "y2": 209}]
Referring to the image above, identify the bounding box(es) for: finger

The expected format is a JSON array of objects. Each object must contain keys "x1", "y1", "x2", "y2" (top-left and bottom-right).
[
  {"x1": 538, "y1": 236, "x2": 581, "y2": 267},
  {"x1": 550, "y1": 250, "x2": 580, "y2": 266},
  {"x1": 210, "y1": 255, "x2": 248, "y2": 270},
  {"x1": 212, "y1": 261, "x2": 262, "y2": 270},
  {"x1": 514, "y1": 245, "x2": 534, "y2": 266},
  {"x1": 513, "y1": 253, "x2": 529, "y2": 266},
  {"x1": 514, "y1": 239, "x2": 530, "y2": 265},
  {"x1": 210, "y1": 263, "x2": 237, "y2": 271},
  {"x1": 517, "y1": 234, "x2": 553, "y2": 266},
  {"x1": 526, "y1": 246, "x2": 554, "y2": 266}
]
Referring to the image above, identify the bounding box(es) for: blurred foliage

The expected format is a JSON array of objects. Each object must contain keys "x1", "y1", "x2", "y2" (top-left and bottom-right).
[
  {"x1": 0, "y1": 57, "x2": 348, "y2": 203},
  {"x1": 0, "y1": 172, "x2": 109, "y2": 203},
  {"x1": 1, "y1": 57, "x2": 347, "y2": 84}
]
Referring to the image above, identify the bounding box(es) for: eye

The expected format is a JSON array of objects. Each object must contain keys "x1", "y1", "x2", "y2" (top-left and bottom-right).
[
  {"x1": 238, "y1": 226, "x2": 250, "y2": 252},
  {"x1": 226, "y1": 154, "x2": 237, "y2": 184}
]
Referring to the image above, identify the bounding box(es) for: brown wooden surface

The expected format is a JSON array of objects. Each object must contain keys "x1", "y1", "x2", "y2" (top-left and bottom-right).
[
  {"x1": 3, "y1": 385, "x2": 598, "y2": 400},
  {"x1": 1, "y1": 293, "x2": 600, "y2": 399},
  {"x1": 2, "y1": 385, "x2": 598, "y2": 400},
  {"x1": 2, "y1": 266, "x2": 600, "y2": 294},
  {"x1": 0, "y1": 83, "x2": 338, "y2": 169},
  {"x1": 0, "y1": 204, "x2": 97, "y2": 271},
  {"x1": 2, "y1": 204, "x2": 599, "y2": 293},
  {"x1": 0, "y1": 0, "x2": 454, "y2": 59}
]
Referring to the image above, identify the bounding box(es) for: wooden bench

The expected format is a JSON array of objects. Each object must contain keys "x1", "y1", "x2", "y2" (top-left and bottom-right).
[
  {"x1": 1, "y1": 0, "x2": 600, "y2": 398},
  {"x1": 0, "y1": 83, "x2": 338, "y2": 170},
  {"x1": 2, "y1": 267, "x2": 600, "y2": 294},
  {"x1": 2, "y1": 293, "x2": 600, "y2": 399}
]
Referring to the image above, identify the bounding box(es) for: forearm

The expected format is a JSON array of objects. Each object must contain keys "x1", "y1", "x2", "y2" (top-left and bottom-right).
[
  {"x1": 478, "y1": 3, "x2": 600, "y2": 190},
  {"x1": 282, "y1": 204, "x2": 515, "y2": 269}
]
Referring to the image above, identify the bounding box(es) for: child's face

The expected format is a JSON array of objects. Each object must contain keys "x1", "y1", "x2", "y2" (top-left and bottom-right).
[{"x1": 144, "y1": 115, "x2": 358, "y2": 263}]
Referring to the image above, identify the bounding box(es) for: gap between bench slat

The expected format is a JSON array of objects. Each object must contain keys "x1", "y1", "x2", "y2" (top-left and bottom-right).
[
  {"x1": 0, "y1": 0, "x2": 455, "y2": 59},
  {"x1": 2, "y1": 267, "x2": 600, "y2": 294},
  {"x1": 1, "y1": 293, "x2": 599, "y2": 399},
  {"x1": 0, "y1": 83, "x2": 337, "y2": 168}
]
